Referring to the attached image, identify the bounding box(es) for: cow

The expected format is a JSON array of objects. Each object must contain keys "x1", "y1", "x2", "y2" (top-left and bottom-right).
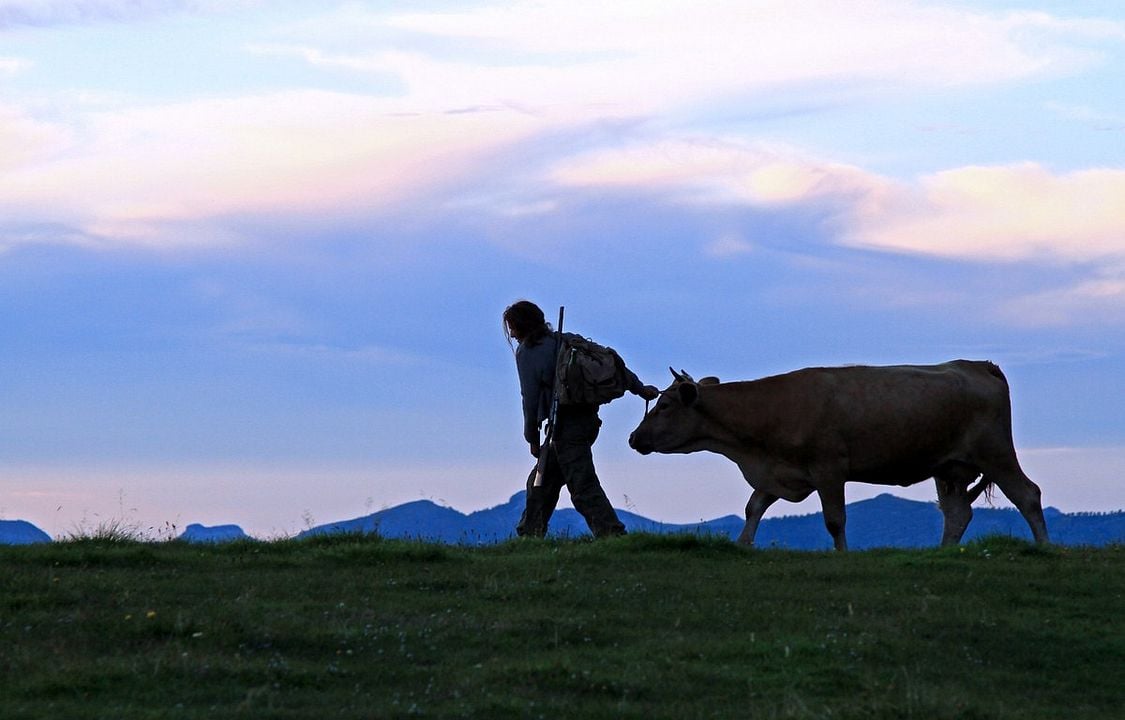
[{"x1": 628, "y1": 361, "x2": 1049, "y2": 550}]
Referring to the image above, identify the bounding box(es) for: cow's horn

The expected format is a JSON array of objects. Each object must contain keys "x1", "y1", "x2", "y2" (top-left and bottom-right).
[
  {"x1": 679, "y1": 369, "x2": 696, "y2": 383},
  {"x1": 669, "y1": 367, "x2": 683, "y2": 382}
]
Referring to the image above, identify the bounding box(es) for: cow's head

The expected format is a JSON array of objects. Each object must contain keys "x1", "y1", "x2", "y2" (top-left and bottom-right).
[{"x1": 629, "y1": 368, "x2": 720, "y2": 455}]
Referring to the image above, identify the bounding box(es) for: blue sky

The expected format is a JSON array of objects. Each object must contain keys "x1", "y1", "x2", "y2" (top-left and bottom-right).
[{"x1": 1, "y1": 0, "x2": 1123, "y2": 537}]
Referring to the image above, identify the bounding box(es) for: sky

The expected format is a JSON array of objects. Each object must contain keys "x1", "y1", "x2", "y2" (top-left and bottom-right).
[{"x1": 1, "y1": 0, "x2": 1124, "y2": 539}]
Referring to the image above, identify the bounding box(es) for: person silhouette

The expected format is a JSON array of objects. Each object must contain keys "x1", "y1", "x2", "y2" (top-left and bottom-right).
[{"x1": 502, "y1": 300, "x2": 658, "y2": 538}]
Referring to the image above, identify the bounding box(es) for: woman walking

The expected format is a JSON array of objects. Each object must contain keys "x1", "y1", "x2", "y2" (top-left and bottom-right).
[{"x1": 502, "y1": 300, "x2": 658, "y2": 538}]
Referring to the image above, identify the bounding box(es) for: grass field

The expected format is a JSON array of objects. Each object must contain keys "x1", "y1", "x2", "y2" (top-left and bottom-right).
[{"x1": 1, "y1": 534, "x2": 1122, "y2": 719}]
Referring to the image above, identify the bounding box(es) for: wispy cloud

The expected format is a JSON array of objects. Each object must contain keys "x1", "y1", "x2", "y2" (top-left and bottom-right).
[
  {"x1": 1003, "y1": 10, "x2": 1125, "y2": 41},
  {"x1": 0, "y1": 0, "x2": 245, "y2": 28},
  {"x1": 382, "y1": 0, "x2": 1091, "y2": 89},
  {"x1": 849, "y1": 163, "x2": 1125, "y2": 263},
  {"x1": 0, "y1": 90, "x2": 544, "y2": 246},
  {"x1": 1, "y1": 0, "x2": 1123, "y2": 251},
  {"x1": 704, "y1": 233, "x2": 754, "y2": 258},
  {"x1": 284, "y1": 0, "x2": 1109, "y2": 119},
  {"x1": 550, "y1": 137, "x2": 883, "y2": 207},
  {"x1": 0, "y1": 55, "x2": 30, "y2": 74},
  {"x1": 0, "y1": 103, "x2": 71, "y2": 171},
  {"x1": 549, "y1": 134, "x2": 1125, "y2": 323},
  {"x1": 998, "y1": 268, "x2": 1125, "y2": 327},
  {"x1": 244, "y1": 42, "x2": 395, "y2": 75},
  {"x1": 552, "y1": 139, "x2": 1125, "y2": 264},
  {"x1": 1047, "y1": 101, "x2": 1125, "y2": 131},
  {"x1": 245, "y1": 340, "x2": 441, "y2": 368}
]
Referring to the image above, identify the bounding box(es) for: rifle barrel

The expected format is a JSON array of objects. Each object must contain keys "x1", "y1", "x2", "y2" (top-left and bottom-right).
[{"x1": 532, "y1": 305, "x2": 565, "y2": 487}]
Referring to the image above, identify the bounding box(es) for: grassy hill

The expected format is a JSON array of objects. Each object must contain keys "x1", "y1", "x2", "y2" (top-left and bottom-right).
[{"x1": 1, "y1": 534, "x2": 1122, "y2": 719}]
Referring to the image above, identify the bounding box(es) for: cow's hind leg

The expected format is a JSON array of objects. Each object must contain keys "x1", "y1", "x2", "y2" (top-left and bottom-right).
[
  {"x1": 984, "y1": 461, "x2": 1049, "y2": 543},
  {"x1": 737, "y1": 489, "x2": 780, "y2": 546},
  {"x1": 935, "y1": 463, "x2": 979, "y2": 546}
]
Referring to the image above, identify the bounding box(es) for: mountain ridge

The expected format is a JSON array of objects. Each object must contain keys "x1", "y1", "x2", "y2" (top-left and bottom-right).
[
  {"x1": 3, "y1": 494, "x2": 1122, "y2": 547},
  {"x1": 293, "y1": 492, "x2": 1122, "y2": 549}
]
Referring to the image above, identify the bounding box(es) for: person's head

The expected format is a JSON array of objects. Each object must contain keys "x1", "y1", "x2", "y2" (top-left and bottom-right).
[{"x1": 503, "y1": 300, "x2": 550, "y2": 347}]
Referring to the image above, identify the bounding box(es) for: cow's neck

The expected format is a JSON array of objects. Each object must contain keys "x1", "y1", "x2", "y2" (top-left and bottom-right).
[{"x1": 693, "y1": 385, "x2": 768, "y2": 458}]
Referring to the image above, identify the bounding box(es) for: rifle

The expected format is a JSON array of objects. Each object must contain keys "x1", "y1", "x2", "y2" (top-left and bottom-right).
[{"x1": 533, "y1": 305, "x2": 564, "y2": 487}]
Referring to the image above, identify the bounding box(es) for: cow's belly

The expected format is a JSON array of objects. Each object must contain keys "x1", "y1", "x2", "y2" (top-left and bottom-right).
[
  {"x1": 849, "y1": 464, "x2": 938, "y2": 487},
  {"x1": 739, "y1": 443, "x2": 973, "y2": 499},
  {"x1": 737, "y1": 458, "x2": 820, "y2": 501},
  {"x1": 847, "y1": 441, "x2": 979, "y2": 486}
]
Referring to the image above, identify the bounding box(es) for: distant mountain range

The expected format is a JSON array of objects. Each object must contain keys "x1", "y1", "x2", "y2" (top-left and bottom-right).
[
  {"x1": 3, "y1": 494, "x2": 1123, "y2": 548},
  {"x1": 292, "y1": 492, "x2": 1124, "y2": 549}
]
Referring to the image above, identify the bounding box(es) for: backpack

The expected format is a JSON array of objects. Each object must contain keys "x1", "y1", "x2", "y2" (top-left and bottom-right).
[{"x1": 555, "y1": 332, "x2": 630, "y2": 405}]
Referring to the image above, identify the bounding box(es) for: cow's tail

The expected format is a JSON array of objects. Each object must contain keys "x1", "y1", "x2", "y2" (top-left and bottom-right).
[
  {"x1": 967, "y1": 475, "x2": 995, "y2": 504},
  {"x1": 976, "y1": 360, "x2": 1010, "y2": 505}
]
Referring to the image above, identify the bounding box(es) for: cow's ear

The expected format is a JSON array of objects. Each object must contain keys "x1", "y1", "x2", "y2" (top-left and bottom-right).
[
  {"x1": 677, "y1": 381, "x2": 699, "y2": 407},
  {"x1": 699, "y1": 376, "x2": 720, "y2": 385}
]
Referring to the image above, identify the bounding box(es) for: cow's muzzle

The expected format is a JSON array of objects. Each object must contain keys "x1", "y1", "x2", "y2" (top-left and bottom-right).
[{"x1": 628, "y1": 431, "x2": 654, "y2": 455}]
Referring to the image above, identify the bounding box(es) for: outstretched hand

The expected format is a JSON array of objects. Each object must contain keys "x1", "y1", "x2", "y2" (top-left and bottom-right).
[{"x1": 638, "y1": 385, "x2": 660, "y2": 401}]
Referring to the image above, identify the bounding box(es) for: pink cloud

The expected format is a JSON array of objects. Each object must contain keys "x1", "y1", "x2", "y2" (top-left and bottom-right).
[
  {"x1": 850, "y1": 163, "x2": 1125, "y2": 262},
  {"x1": 1, "y1": 91, "x2": 545, "y2": 246}
]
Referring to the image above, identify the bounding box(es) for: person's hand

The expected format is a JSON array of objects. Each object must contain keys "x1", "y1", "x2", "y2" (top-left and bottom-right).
[
  {"x1": 529, "y1": 436, "x2": 541, "y2": 458},
  {"x1": 639, "y1": 385, "x2": 660, "y2": 401}
]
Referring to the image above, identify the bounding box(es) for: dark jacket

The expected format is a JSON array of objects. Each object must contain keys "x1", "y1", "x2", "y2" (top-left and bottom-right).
[{"x1": 515, "y1": 333, "x2": 644, "y2": 444}]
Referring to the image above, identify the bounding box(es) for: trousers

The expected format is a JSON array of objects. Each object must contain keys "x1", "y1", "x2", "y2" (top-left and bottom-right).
[{"x1": 516, "y1": 405, "x2": 626, "y2": 539}]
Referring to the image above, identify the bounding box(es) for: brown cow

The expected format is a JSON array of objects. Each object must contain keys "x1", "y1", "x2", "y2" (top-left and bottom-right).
[{"x1": 628, "y1": 361, "x2": 1049, "y2": 550}]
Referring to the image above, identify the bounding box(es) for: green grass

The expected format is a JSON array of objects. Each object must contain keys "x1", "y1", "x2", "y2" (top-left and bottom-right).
[{"x1": 1, "y1": 534, "x2": 1122, "y2": 719}]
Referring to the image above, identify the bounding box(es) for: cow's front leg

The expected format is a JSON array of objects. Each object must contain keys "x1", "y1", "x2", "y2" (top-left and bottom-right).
[
  {"x1": 817, "y1": 485, "x2": 848, "y2": 551},
  {"x1": 737, "y1": 489, "x2": 779, "y2": 546}
]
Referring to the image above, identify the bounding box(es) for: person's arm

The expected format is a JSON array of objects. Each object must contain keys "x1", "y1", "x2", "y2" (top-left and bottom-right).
[
  {"x1": 516, "y1": 338, "x2": 556, "y2": 448},
  {"x1": 623, "y1": 361, "x2": 660, "y2": 401},
  {"x1": 516, "y1": 347, "x2": 543, "y2": 445}
]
